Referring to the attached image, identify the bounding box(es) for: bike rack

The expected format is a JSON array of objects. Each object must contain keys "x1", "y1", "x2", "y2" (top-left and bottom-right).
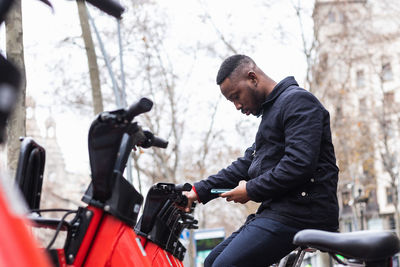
[{"x1": 135, "y1": 182, "x2": 198, "y2": 261}]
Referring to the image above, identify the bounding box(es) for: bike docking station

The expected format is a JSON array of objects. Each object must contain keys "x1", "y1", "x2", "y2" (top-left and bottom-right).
[
  {"x1": 135, "y1": 182, "x2": 199, "y2": 267},
  {"x1": 13, "y1": 98, "x2": 200, "y2": 267}
]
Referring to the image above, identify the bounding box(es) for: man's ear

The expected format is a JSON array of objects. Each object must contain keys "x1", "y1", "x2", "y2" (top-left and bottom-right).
[{"x1": 248, "y1": 71, "x2": 257, "y2": 86}]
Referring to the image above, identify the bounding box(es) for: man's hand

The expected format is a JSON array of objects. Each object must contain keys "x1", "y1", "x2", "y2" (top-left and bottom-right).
[
  {"x1": 183, "y1": 189, "x2": 198, "y2": 212},
  {"x1": 220, "y1": 180, "x2": 250, "y2": 204}
]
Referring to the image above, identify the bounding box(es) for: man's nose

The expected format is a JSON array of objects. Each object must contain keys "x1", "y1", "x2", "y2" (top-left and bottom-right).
[{"x1": 234, "y1": 102, "x2": 242, "y2": 110}]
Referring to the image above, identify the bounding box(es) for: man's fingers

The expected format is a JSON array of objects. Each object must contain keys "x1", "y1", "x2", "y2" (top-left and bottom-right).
[
  {"x1": 182, "y1": 189, "x2": 198, "y2": 212},
  {"x1": 220, "y1": 191, "x2": 232, "y2": 198},
  {"x1": 185, "y1": 198, "x2": 193, "y2": 212}
]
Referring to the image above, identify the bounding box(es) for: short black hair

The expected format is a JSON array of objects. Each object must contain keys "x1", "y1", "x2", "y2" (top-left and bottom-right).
[{"x1": 216, "y1": 54, "x2": 254, "y2": 85}]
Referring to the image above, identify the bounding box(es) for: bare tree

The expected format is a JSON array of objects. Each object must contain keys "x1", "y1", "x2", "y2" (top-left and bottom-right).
[
  {"x1": 76, "y1": 0, "x2": 104, "y2": 115},
  {"x1": 5, "y1": 0, "x2": 26, "y2": 177},
  {"x1": 376, "y1": 86, "x2": 400, "y2": 236}
]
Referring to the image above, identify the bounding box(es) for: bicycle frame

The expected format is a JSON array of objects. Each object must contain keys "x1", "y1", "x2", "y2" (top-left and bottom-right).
[{"x1": 63, "y1": 206, "x2": 151, "y2": 267}]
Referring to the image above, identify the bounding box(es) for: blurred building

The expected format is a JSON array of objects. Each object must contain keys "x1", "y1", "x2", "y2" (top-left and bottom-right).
[
  {"x1": 26, "y1": 96, "x2": 88, "y2": 210},
  {"x1": 26, "y1": 96, "x2": 89, "y2": 247},
  {"x1": 313, "y1": 0, "x2": 400, "y2": 233}
]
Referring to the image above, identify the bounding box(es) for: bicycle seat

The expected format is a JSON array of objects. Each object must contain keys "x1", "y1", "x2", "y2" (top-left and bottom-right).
[{"x1": 293, "y1": 229, "x2": 400, "y2": 261}]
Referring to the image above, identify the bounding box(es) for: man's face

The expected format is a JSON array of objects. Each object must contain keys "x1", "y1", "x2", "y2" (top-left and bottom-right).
[{"x1": 220, "y1": 76, "x2": 264, "y2": 116}]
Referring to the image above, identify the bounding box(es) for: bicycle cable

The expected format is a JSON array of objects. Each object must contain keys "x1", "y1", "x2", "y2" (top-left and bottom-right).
[{"x1": 46, "y1": 210, "x2": 78, "y2": 250}]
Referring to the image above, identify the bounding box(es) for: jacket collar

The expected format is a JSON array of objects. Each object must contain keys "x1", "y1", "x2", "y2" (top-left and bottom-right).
[
  {"x1": 257, "y1": 76, "x2": 298, "y2": 117},
  {"x1": 262, "y1": 76, "x2": 298, "y2": 107}
]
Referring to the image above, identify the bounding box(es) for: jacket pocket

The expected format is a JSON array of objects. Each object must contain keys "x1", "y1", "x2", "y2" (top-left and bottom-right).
[{"x1": 270, "y1": 185, "x2": 313, "y2": 217}]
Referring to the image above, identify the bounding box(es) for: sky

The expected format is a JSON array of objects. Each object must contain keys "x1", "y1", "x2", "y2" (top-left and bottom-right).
[{"x1": 1, "y1": 0, "x2": 314, "y2": 173}]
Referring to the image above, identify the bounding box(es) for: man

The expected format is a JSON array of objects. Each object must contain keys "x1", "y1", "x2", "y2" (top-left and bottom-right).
[{"x1": 184, "y1": 55, "x2": 339, "y2": 267}]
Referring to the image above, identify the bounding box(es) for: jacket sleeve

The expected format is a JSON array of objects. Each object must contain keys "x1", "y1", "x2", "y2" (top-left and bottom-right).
[
  {"x1": 193, "y1": 143, "x2": 255, "y2": 204},
  {"x1": 246, "y1": 91, "x2": 324, "y2": 202}
]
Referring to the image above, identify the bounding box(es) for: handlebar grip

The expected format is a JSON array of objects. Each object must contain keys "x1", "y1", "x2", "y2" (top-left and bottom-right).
[
  {"x1": 85, "y1": 0, "x2": 125, "y2": 19},
  {"x1": 126, "y1": 97, "x2": 153, "y2": 121},
  {"x1": 175, "y1": 183, "x2": 192, "y2": 192},
  {"x1": 152, "y1": 136, "x2": 168, "y2": 149},
  {"x1": 141, "y1": 130, "x2": 168, "y2": 149}
]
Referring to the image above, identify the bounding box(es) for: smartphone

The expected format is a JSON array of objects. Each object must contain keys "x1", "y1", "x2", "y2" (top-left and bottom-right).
[{"x1": 210, "y1": 189, "x2": 231, "y2": 194}]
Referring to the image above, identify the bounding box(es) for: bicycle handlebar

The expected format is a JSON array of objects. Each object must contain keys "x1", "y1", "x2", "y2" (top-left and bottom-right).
[
  {"x1": 151, "y1": 136, "x2": 169, "y2": 149},
  {"x1": 175, "y1": 183, "x2": 192, "y2": 192},
  {"x1": 126, "y1": 97, "x2": 153, "y2": 121},
  {"x1": 85, "y1": 0, "x2": 125, "y2": 19},
  {"x1": 141, "y1": 131, "x2": 168, "y2": 149},
  {"x1": 153, "y1": 182, "x2": 192, "y2": 207},
  {"x1": 95, "y1": 98, "x2": 168, "y2": 150},
  {"x1": 156, "y1": 182, "x2": 191, "y2": 193}
]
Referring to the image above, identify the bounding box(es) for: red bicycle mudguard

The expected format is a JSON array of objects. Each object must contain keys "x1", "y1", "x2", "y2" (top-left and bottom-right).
[{"x1": 0, "y1": 187, "x2": 52, "y2": 267}]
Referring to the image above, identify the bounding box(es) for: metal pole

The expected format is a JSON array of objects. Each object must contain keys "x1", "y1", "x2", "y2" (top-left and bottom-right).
[
  {"x1": 117, "y1": 21, "x2": 127, "y2": 104},
  {"x1": 116, "y1": 19, "x2": 134, "y2": 185},
  {"x1": 86, "y1": 6, "x2": 122, "y2": 108}
]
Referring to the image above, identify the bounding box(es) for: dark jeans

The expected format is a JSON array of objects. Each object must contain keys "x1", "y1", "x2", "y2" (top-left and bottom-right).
[{"x1": 204, "y1": 215, "x2": 301, "y2": 267}]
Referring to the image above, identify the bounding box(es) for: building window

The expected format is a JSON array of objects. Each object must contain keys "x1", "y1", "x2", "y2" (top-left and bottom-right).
[
  {"x1": 384, "y1": 91, "x2": 395, "y2": 105},
  {"x1": 328, "y1": 11, "x2": 336, "y2": 23},
  {"x1": 356, "y1": 70, "x2": 365, "y2": 88},
  {"x1": 386, "y1": 187, "x2": 394, "y2": 204},
  {"x1": 382, "y1": 62, "x2": 393, "y2": 81},
  {"x1": 389, "y1": 215, "x2": 396, "y2": 230}
]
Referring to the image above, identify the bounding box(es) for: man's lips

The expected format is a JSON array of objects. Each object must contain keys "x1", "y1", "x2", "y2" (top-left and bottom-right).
[{"x1": 241, "y1": 109, "x2": 251, "y2": 115}]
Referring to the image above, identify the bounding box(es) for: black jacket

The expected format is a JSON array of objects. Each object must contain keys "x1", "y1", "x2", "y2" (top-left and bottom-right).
[{"x1": 194, "y1": 77, "x2": 339, "y2": 230}]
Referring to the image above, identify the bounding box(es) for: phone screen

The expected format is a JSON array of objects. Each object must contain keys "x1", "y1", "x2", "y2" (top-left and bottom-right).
[{"x1": 210, "y1": 189, "x2": 231, "y2": 194}]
